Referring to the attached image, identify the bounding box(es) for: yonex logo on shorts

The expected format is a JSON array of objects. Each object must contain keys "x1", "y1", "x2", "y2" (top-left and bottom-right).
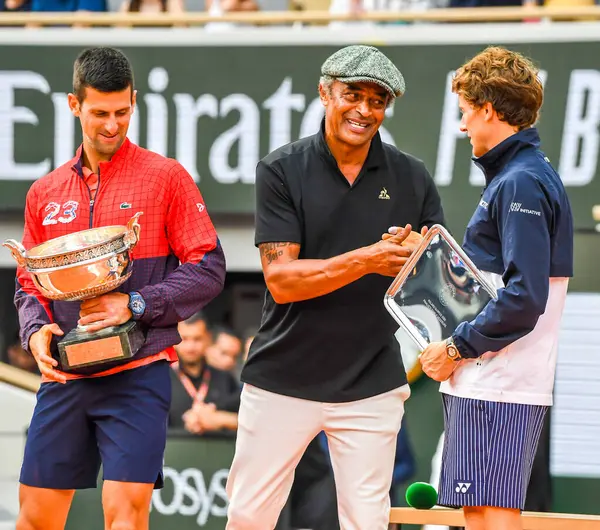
[{"x1": 454, "y1": 481, "x2": 472, "y2": 493}]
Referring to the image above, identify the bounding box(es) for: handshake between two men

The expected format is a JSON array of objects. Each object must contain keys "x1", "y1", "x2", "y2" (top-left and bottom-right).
[{"x1": 374, "y1": 223, "x2": 428, "y2": 277}]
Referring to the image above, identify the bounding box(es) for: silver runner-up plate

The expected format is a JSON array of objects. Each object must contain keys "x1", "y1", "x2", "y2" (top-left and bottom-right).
[{"x1": 384, "y1": 224, "x2": 498, "y2": 352}]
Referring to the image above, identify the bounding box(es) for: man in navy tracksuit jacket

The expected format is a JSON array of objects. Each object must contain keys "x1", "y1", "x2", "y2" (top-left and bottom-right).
[{"x1": 418, "y1": 46, "x2": 573, "y2": 530}]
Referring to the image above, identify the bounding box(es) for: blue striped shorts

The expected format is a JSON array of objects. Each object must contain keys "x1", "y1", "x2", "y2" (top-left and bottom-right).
[{"x1": 437, "y1": 394, "x2": 548, "y2": 510}]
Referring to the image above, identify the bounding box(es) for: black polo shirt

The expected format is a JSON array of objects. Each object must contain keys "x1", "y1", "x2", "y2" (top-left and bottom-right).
[{"x1": 241, "y1": 122, "x2": 445, "y2": 403}]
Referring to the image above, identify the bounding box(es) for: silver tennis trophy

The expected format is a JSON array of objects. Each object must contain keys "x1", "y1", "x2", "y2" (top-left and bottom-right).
[
  {"x1": 384, "y1": 224, "x2": 497, "y2": 351},
  {"x1": 3, "y1": 212, "x2": 145, "y2": 372}
]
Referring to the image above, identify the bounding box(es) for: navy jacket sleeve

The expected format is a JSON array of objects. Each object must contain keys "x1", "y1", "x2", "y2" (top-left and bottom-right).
[{"x1": 452, "y1": 173, "x2": 553, "y2": 358}]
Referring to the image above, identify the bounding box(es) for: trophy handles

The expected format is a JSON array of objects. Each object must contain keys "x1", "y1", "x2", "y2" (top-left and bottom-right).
[
  {"x1": 3, "y1": 239, "x2": 27, "y2": 268},
  {"x1": 124, "y1": 212, "x2": 144, "y2": 249}
]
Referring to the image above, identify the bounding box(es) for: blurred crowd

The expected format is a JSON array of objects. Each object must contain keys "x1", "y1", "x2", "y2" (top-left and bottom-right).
[
  {"x1": 1, "y1": 0, "x2": 598, "y2": 23},
  {"x1": 0, "y1": 0, "x2": 262, "y2": 17}
]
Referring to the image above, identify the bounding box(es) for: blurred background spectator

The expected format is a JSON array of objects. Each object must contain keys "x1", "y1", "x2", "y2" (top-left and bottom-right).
[
  {"x1": 205, "y1": 325, "x2": 243, "y2": 375},
  {"x1": 205, "y1": 0, "x2": 258, "y2": 12},
  {"x1": 1, "y1": 0, "x2": 31, "y2": 11},
  {"x1": 119, "y1": 0, "x2": 184, "y2": 14},
  {"x1": 169, "y1": 312, "x2": 241, "y2": 437}
]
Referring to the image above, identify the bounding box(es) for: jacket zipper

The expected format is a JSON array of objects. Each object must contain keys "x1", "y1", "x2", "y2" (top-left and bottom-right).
[{"x1": 88, "y1": 167, "x2": 101, "y2": 229}]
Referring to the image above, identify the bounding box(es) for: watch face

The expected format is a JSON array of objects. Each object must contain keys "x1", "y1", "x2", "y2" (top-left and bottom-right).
[{"x1": 130, "y1": 297, "x2": 144, "y2": 314}]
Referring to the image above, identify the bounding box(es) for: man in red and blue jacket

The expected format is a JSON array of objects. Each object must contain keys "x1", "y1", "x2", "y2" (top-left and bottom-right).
[{"x1": 14, "y1": 47, "x2": 225, "y2": 530}]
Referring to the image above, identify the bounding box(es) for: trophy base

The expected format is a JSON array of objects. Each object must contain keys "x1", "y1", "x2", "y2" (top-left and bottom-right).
[{"x1": 57, "y1": 320, "x2": 145, "y2": 371}]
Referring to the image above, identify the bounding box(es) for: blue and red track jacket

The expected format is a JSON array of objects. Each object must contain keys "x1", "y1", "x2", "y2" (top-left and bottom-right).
[{"x1": 15, "y1": 138, "x2": 226, "y2": 379}]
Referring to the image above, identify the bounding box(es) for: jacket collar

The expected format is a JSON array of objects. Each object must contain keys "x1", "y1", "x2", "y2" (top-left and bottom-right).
[
  {"x1": 71, "y1": 137, "x2": 133, "y2": 178},
  {"x1": 474, "y1": 127, "x2": 541, "y2": 185}
]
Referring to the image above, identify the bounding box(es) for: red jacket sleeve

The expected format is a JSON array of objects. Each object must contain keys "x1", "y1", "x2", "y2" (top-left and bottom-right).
[
  {"x1": 137, "y1": 164, "x2": 226, "y2": 327},
  {"x1": 15, "y1": 184, "x2": 54, "y2": 353}
]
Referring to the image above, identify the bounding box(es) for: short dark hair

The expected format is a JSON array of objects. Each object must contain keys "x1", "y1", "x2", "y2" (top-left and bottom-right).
[
  {"x1": 73, "y1": 47, "x2": 134, "y2": 102},
  {"x1": 184, "y1": 311, "x2": 209, "y2": 326},
  {"x1": 212, "y1": 324, "x2": 241, "y2": 343}
]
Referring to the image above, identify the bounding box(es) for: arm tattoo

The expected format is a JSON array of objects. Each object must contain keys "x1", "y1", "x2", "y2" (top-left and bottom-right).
[{"x1": 260, "y1": 242, "x2": 291, "y2": 265}]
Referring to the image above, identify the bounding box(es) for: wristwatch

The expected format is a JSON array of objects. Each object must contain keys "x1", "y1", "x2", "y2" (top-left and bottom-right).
[
  {"x1": 446, "y1": 337, "x2": 462, "y2": 362},
  {"x1": 128, "y1": 291, "x2": 146, "y2": 320}
]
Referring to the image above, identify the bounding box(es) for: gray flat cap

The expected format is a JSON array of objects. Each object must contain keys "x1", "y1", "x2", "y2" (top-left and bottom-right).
[{"x1": 321, "y1": 45, "x2": 405, "y2": 99}]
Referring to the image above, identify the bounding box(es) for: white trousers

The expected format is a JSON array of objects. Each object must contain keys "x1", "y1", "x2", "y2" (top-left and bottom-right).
[{"x1": 225, "y1": 383, "x2": 410, "y2": 530}]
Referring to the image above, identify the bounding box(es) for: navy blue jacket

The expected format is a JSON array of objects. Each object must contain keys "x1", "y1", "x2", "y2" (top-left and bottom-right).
[{"x1": 453, "y1": 128, "x2": 574, "y2": 358}]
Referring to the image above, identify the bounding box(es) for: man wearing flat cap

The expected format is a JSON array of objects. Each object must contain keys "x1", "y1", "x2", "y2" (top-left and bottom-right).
[{"x1": 226, "y1": 45, "x2": 444, "y2": 530}]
